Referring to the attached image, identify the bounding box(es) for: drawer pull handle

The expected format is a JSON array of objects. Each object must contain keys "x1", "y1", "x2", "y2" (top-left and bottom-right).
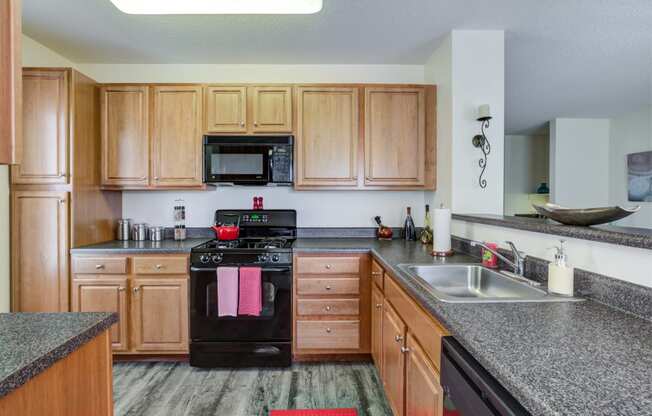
[
  {"x1": 326, "y1": 328, "x2": 332, "y2": 333},
  {"x1": 401, "y1": 347, "x2": 411, "y2": 354},
  {"x1": 395, "y1": 334, "x2": 403, "y2": 343},
  {"x1": 95, "y1": 264, "x2": 105, "y2": 270},
  {"x1": 375, "y1": 303, "x2": 382, "y2": 309},
  {"x1": 325, "y1": 306, "x2": 332, "y2": 311},
  {"x1": 325, "y1": 285, "x2": 332, "y2": 291}
]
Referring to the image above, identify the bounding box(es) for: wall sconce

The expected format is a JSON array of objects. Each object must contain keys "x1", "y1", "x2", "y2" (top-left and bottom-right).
[{"x1": 472, "y1": 104, "x2": 492, "y2": 189}]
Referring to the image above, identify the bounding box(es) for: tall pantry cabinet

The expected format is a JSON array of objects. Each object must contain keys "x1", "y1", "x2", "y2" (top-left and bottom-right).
[{"x1": 11, "y1": 68, "x2": 122, "y2": 312}]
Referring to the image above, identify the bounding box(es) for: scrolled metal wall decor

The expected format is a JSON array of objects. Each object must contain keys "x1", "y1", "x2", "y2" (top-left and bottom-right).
[{"x1": 472, "y1": 105, "x2": 492, "y2": 189}]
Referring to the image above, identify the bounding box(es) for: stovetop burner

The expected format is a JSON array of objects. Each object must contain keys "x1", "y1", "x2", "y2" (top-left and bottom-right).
[{"x1": 195, "y1": 237, "x2": 293, "y2": 251}]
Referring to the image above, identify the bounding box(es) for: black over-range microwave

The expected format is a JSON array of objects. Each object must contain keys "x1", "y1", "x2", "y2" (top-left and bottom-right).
[{"x1": 203, "y1": 136, "x2": 293, "y2": 186}]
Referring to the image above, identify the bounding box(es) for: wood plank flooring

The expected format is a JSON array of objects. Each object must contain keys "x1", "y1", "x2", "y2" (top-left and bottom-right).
[{"x1": 113, "y1": 362, "x2": 393, "y2": 416}]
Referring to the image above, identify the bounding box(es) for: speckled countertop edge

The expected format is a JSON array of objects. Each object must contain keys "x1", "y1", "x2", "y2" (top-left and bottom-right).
[
  {"x1": 0, "y1": 313, "x2": 118, "y2": 399},
  {"x1": 69, "y1": 238, "x2": 212, "y2": 254},
  {"x1": 293, "y1": 239, "x2": 652, "y2": 416},
  {"x1": 453, "y1": 214, "x2": 652, "y2": 250}
]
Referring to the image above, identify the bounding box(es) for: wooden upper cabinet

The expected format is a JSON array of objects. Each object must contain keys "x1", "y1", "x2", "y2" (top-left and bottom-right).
[
  {"x1": 405, "y1": 333, "x2": 443, "y2": 416},
  {"x1": 11, "y1": 190, "x2": 69, "y2": 312},
  {"x1": 0, "y1": 0, "x2": 22, "y2": 165},
  {"x1": 12, "y1": 69, "x2": 69, "y2": 184},
  {"x1": 205, "y1": 86, "x2": 247, "y2": 133},
  {"x1": 250, "y1": 86, "x2": 292, "y2": 133},
  {"x1": 71, "y1": 277, "x2": 129, "y2": 351},
  {"x1": 364, "y1": 87, "x2": 426, "y2": 186},
  {"x1": 295, "y1": 87, "x2": 359, "y2": 187},
  {"x1": 382, "y1": 301, "x2": 407, "y2": 416},
  {"x1": 131, "y1": 278, "x2": 189, "y2": 352},
  {"x1": 100, "y1": 86, "x2": 149, "y2": 187},
  {"x1": 151, "y1": 86, "x2": 203, "y2": 187}
]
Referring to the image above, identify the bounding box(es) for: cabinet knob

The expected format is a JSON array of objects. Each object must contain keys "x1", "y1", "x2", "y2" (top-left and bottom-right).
[
  {"x1": 254, "y1": 121, "x2": 258, "y2": 127},
  {"x1": 371, "y1": 271, "x2": 382, "y2": 276},
  {"x1": 325, "y1": 306, "x2": 332, "y2": 312},
  {"x1": 395, "y1": 334, "x2": 403, "y2": 343},
  {"x1": 133, "y1": 287, "x2": 140, "y2": 293},
  {"x1": 155, "y1": 264, "x2": 163, "y2": 270},
  {"x1": 375, "y1": 303, "x2": 382, "y2": 309},
  {"x1": 325, "y1": 285, "x2": 331, "y2": 291},
  {"x1": 240, "y1": 121, "x2": 245, "y2": 127},
  {"x1": 401, "y1": 347, "x2": 411, "y2": 354},
  {"x1": 118, "y1": 287, "x2": 126, "y2": 292},
  {"x1": 154, "y1": 177, "x2": 159, "y2": 181},
  {"x1": 59, "y1": 199, "x2": 66, "y2": 204},
  {"x1": 59, "y1": 173, "x2": 66, "y2": 178},
  {"x1": 326, "y1": 328, "x2": 332, "y2": 333},
  {"x1": 325, "y1": 264, "x2": 331, "y2": 269},
  {"x1": 95, "y1": 264, "x2": 105, "y2": 270}
]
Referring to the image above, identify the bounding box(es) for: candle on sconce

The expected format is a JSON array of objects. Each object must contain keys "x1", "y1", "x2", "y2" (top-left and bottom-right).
[{"x1": 477, "y1": 104, "x2": 492, "y2": 121}]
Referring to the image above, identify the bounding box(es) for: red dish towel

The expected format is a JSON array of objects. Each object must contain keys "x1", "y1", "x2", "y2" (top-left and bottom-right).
[
  {"x1": 238, "y1": 266, "x2": 262, "y2": 316},
  {"x1": 217, "y1": 267, "x2": 239, "y2": 317},
  {"x1": 270, "y1": 410, "x2": 357, "y2": 416}
]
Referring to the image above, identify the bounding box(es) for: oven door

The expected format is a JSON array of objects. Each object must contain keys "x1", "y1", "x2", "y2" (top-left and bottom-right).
[
  {"x1": 204, "y1": 142, "x2": 271, "y2": 184},
  {"x1": 189, "y1": 266, "x2": 292, "y2": 342}
]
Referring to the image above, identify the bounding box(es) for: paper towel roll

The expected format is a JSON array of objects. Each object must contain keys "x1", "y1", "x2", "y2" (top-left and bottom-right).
[{"x1": 433, "y1": 207, "x2": 452, "y2": 254}]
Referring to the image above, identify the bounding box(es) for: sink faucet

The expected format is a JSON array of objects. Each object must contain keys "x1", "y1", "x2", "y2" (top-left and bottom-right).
[{"x1": 470, "y1": 240, "x2": 526, "y2": 276}]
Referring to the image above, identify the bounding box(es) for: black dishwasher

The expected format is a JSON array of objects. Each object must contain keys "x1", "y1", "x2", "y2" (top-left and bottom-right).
[{"x1": 441, "y1": 337, "x2": 531, "y2": 416}]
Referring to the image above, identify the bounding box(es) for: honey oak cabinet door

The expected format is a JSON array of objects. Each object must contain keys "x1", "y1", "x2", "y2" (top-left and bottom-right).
[
  {"x1": 0, "y1": 0, "x2": 21, "y2": 165},
  {"x1": 364, "y1": 87, "x2": 426, "y2": 186},
  {"x1": 295, "y1": 87, "x2": 359, "y2": 187},
  {"x1": 371, "y1": 284, "x2": 384, "y2": 374},
  {"x1": 405, "y1": 333, "x2": 443, "y2": 416},
  {"x1": 100, "y1": 86, "x2": 149, "y2": 187},
  {"x1": 131, "y1": 278, "x2": 189, "y2": 352},
  {"x1": 11, "y1": 191, "x2": 69, "y2": 312},
  {"x1": 13, "y1": 69, "x2": 68, "y2": 184},
  {"x1": 151, "y1": 86, "x2": 203, "y2": 187},
  {"x1": 250, "y1": 86, "x2": 292, "y2": 133},
  {"x1": 382, "y1": 301, "x2": 407, "y2": 416},
  {"x1": 205, "y1": 86, "x2": 247, "y2": 133},
  {"x1": 71, "y1": 277, "x2": 129, "y2": 351}
]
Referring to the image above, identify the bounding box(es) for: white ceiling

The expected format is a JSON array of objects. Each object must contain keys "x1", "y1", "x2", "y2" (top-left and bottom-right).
[{"x1": 23, "y1": 0, "x2": 652, "y2": 133}]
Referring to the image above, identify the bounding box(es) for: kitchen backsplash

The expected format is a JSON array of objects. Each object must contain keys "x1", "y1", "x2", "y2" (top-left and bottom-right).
[{"x1": 122, "y1": 188, "x2": 428, "y2": 228}]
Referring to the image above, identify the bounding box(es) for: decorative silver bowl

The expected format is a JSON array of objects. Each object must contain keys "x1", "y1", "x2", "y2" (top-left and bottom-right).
[{"x1": 532, "y1": 203, "x2": 640, "y2": 226}]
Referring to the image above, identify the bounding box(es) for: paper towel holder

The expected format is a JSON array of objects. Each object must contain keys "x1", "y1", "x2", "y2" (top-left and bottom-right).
[{"x1": 472, "y1": 104, "x2": 492, "y2": 189}]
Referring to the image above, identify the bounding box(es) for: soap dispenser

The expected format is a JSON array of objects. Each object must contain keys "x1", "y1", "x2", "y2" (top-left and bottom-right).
[{"x1": 547, "y1": 240, "x2": 574, "y2": 296}]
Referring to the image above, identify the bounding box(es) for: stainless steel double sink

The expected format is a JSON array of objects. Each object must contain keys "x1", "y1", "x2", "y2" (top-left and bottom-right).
[{"x1": 397, "y1": 264, "x2": 583, "y2": 303}]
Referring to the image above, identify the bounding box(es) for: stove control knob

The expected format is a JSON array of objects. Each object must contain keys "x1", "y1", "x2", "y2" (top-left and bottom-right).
[
  {"x1": 258, "y1": 254, "x2": 269, "y2": 263},
  {"x1": 211, "y1": 254, "x2": 223, "y2": 264},
  {"x1": 271, "y1": 254, "x2": 280, "y2": 263},
  {"x1": 200, "y1": 255, "x2": 210, "y2": 264}
]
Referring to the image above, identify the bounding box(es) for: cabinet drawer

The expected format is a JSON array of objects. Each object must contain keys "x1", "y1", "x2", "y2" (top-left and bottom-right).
[
  {"x1": 297, "y1": 299, "x2": 360, "y2": 316},
  {"x1": 371, "y1": 260, "x2": 384, "y2": 290},
  {"x1": 296, "y1": 256, "x2": 359, "y2": 275},
  {"x1": 297, "y1": 278, "x2": 359, "y2": 296},
  {"x1": 296, "y1": 320, "x2": 360, "y2": 350},
  {"x1": 133, "y1": 257, "x2": 188, "y2": 275},
  {"x1": 72, "y1": 257, "x2": 128, "y2": 275}
]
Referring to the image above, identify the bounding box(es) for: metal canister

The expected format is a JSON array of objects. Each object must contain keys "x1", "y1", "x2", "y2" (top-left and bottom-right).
[
  {"x1": 117, "y1": 219, "x2": 132, "y2": 241},
  {"x1": 132, "y1": 223, "x2": 149, "y2": 241},
  {"x1": 149, "y1": 226, "x2": 164, "y2": 241}
]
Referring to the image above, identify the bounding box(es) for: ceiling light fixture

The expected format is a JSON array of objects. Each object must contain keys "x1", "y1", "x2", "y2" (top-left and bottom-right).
[{"x1": 108, "y1": 0, "x2": 323, "y2": 14}]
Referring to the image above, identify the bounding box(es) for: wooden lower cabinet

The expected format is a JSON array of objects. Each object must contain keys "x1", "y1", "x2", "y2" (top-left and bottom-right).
[
  {"x1": 71, "y1": 254, "x2": 189, "y2": 355},
  {"x1": 405, "y1": 333, "x2": 443, "y2": 416},
  {"x1": 71, "y1": 277, "x2": 129, "y2": 351},
  {"x1": 131, "y1": 278, "x2": 189, "y2": 352},
  {"x1": 372, "y1": 257, "x2": 445, "y2": 416}
]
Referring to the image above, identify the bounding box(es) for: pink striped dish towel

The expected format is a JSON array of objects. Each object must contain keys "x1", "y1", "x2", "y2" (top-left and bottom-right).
[
  {"x1": 217, "y1": 267, "x2": 239, "y2": 317},
  {"x1": 238, "y1": 267, "x2": 262, "y2": 316}
]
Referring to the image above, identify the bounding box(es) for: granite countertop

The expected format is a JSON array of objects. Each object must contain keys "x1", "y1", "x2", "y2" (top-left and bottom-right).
[
  {"x1": 0, "y1": 312, "x2": 118, "y2": 399},
  {"x1": 70, "y1": 238, "x2": 212, "y2": 254},
  {"x1": 293, "y1": 238, "x2": 652, "y2": 416}
]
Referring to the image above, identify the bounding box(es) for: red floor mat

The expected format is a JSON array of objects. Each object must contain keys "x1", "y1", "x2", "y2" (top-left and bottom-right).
[{"x1": 270, "y1": 410, "x2": 358, "y2": 416}]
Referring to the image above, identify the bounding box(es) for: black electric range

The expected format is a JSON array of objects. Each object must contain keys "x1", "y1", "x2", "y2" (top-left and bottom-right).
[{"x1": 189, "y1": 210, "x2": 296, "y2": 368}]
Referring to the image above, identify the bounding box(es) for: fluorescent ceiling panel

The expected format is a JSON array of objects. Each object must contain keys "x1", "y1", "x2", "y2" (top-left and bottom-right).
[{"x1": 108, "y1": 0, "x2": 323, "y2": 14}]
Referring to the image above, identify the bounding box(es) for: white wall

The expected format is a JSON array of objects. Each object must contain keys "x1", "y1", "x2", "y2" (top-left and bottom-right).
[
  {"x1": 504, "y1": 134, "x2": 549, "y2": 215},
  {"x1": 609, "y1": 106, "x2": 652, "y2": 228},
  {"x1": 22, "y1": 34, "x2": 76, "y2": 68},
  {"x1": 453, "y1": 219, "x2": 652, "y2": 289},
  {"x1": 549, "y1": 118, "x2": 611, "y2": 208}
]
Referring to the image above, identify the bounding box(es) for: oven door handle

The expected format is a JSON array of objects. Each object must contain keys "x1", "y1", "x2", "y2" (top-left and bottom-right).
[{"x1": 191, "y1": 266, "x2": 292, "y2": 273}]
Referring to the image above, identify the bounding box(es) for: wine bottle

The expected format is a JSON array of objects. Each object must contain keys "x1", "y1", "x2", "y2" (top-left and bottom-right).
[
  {"x1": 403, "y1": 207, "x2": 417, "y2": 241},
  {"x1": 420, "y1": 204, "x2": 433, "y2": 244}
]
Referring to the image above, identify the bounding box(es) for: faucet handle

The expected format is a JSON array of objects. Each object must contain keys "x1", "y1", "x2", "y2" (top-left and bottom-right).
[{"x1": 505, "y1": 241, "x2": 526, "y2": 259}]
